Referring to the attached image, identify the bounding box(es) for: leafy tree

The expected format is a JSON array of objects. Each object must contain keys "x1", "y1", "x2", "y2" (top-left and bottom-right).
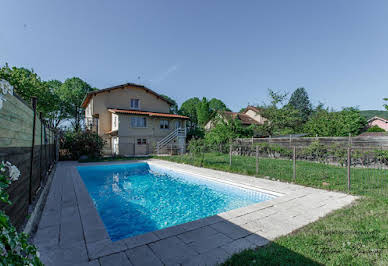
[
  {"x1": 58, "y1": 77, "x2": 96, "y2": 131},
  {"x1": 367, "y1": 125, "x2": 385, "y2": 132},
  {"x1": 304, "y1": 107, "x2": 367, "y2": 136},
  {"x1": 204, "y1": 116, "x2": 253, "y2": 146},
  {"x1": 0, "y1": 64, "x2": 59, "y2": 126},
  {"x1": 45, "y1": 80, "x2": 68, "y2": 128},
  {"x1": 61, "y1": 130, "x2": 105, "y2": 160},
  {"x1": 208, "y1": 98, "x2": 230, "y2": 114},
  {"x1": 288, "y1": 87, "x2": 312, "y2": 122},
  {"x1": 179, "y1": 97, "x2": 201, "y2": 127},
  {"x1": 196, "y1": 97, "x2": 211, "y2": 127},
  {"x1": 160, "y1": 94, "x2": 178, "y2": 114}
]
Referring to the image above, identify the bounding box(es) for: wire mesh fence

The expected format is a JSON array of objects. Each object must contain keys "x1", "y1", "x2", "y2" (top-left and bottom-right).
[{"x1": 160, "y1": 141, "x2": 388, "y2": 197}]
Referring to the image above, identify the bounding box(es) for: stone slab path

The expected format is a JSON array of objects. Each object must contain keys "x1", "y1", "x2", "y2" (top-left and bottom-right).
[{"x1": 33, "y1": 160, "x2": 357, "y2": 266}]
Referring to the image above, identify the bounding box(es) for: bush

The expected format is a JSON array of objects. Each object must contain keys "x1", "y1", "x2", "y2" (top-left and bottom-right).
[
  {"x1": 0, "y1": 161, "x2": 42, "y2": 265},
  {"x1": 366, "y1": 125, "x2": 386, "y2": 132},
  {"x1": 61, "y1": 130, "x2": 105, "y2": 160}
]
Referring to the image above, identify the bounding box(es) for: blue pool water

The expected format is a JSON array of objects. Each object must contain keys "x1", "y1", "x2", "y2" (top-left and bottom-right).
[{"x1": 77, "y1": 163, "x2": 275, "y2": 241}]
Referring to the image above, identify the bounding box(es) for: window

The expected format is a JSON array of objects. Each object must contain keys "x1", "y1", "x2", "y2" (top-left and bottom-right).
[
  {"x1": 130, "y1": 99, "x2": 140, "y2": 109},
  {"x1": 137, "y1": 138, "x2": 147, "y2": 145},
  {"x1": 175, "y1": 120, "x2": 182, "y2": 129},
  {"x1": 131, "y1": 117, "x2": 147, "y2": 128},
  {"x1": 160, "y1": 120, "x2": 169, "y2": 129}
]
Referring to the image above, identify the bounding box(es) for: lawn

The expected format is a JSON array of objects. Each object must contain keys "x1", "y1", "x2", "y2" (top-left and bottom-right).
[{"x1": 155, "y1": 153, "x2": 388, "y2": 265}]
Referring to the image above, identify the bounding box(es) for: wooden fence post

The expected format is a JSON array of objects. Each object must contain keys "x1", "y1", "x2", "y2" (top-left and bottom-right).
[
  {"x1": 293, "y1": 146, "x2": 296, "y2": 181},
  {"x1": 347, "y1": 147, "x2": 351, "y2": 191},
  {"x1": 29, "y1": 97, "x2": 37, "y2": 204},
  {"x1": 256, "y1": 145, "x2": 259, "y2": 175},
  {"x1": 229, "y1": 144, "x2": 232, "y2": 166}
]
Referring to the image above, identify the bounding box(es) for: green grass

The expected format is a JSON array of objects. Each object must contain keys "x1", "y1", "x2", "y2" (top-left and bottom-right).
[{"x1": 155, "y1": 153, "x2": 388, "y2": 265}]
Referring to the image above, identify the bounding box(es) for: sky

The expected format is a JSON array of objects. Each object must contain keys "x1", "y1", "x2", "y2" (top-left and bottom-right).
[{"x1": 1, "y1": 0, "x2": 388, "y2": 112}]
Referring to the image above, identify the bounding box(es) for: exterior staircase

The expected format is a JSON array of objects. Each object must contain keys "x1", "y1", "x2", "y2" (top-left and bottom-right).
[{"x1": 156, "y1": 127, "x2": 186, "y2": 155}]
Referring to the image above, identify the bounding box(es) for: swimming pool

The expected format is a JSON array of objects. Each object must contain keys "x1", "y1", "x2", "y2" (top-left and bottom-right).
[{"x1": 77, "y1": 162, "x2": 276, "y2": 241}]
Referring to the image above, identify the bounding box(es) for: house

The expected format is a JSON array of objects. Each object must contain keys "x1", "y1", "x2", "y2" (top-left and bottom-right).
[
  {"x1": 367, "y1": 116, "x2": 388, "y2": 131},
  {"x1": 205, "y1": 105, "x2": 267, "y2": 130},
  {"x1": 81, "y1": 83, "x2": 189, "y2": 156}
]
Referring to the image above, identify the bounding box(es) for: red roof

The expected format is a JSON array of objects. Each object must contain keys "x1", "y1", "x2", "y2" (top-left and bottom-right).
[{"x1": 108, "y1": 109, "x2": 189, "y2": 119}]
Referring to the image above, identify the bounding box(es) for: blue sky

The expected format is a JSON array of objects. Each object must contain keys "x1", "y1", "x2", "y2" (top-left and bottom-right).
[{"x1": 1, "y1": 0, "x2": 388, "y2": 111}]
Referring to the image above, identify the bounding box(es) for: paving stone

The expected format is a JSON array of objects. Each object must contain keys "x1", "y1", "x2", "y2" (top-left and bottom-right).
[
  {"x1": 33, "y1": 224, "x2": 60, "y2": 248},
  {"x1": 181, "y1": 247, "x2": 231, "y2": 266},
  {"x1": 149, "y1": 236, "x2": 198, "y2": 265},
  {"x1": 125, "y1": 245, "x2": 163, "y2": 266},
  {"x1": 99, "y1": 252, "x2": 132, "y2": 266},
  {"x1": 86, "y1": 239, "x2": 127, "y2": 260},
  {"x1": 38, "y1": 242, "x2": 89, "y2": 266},
  {"x1": 153, "y1": 223, "x2": 187, "y2": 239},
  {"x1": 210, "y1": 221, "x2": 251, "y2": 240},
  {"x1": 244, "y1": 234, "x2": 270, "y2": 246},
  {"x1": 177, "y1": 226, "x2": 218, "y2": 244},
  {"x1": 74, "y1": 260, "x2": 100, "y2": 266},
  {"x1": 60, "y1": 220, "x2": 84, "y2": 247},
  {"x1": 221, "y1": 238, "x2": 256, "y2": 255},
  {"x1": 124, "y1": 231, "x2": 159, "y2": 249},
  {"x1": 182, "y1": 215, "x2": 223, "y2": 231},
  {"x1": 187, "y1": 232, "x2": 233, "y2": 254}
]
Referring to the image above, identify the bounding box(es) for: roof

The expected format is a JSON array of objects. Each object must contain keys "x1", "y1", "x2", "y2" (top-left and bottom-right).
[
  {"x1": 81, "y1": 83, "x2": 174, "y2": 108},
  {"x1": 359, "y1": 132, "x2": 388, "y2": 137},
  {"x1": 243, "y1": 105, "x2": 263, "y2": 114},
  {"x1": 367, "y1": 116, "x2": 388, "y2": 123},
  {"x1": 222, "y1": 111, "x2": 260, "y2": 125},
  {"x1": 108, "y1": 108, "x2": 189, "y2": 119}
]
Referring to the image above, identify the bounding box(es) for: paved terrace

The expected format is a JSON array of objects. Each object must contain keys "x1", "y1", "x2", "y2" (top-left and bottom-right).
[{"x1": 33, "y1": 160, "x2": 357, "y2": 266}]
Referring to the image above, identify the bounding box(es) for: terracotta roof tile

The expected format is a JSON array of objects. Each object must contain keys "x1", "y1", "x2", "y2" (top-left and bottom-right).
[{"x1": 222, "y1": 111, "x2": 260, "y2": 125}]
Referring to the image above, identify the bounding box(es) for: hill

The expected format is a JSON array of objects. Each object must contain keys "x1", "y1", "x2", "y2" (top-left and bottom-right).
[{"x1": 360, "y1": 110, "x2": 388, "y2": 120}]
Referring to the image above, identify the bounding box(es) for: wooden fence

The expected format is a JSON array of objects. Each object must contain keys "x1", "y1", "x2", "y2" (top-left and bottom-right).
[
  {"x1": 235, "y1": 136, "x2": 388, "y2": 150},
  {"x1": 0, "y1": 86, "x2": 58, "y2": 229}
]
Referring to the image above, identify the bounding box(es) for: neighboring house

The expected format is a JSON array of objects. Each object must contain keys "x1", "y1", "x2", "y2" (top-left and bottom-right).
[
  {"x1": 205, "y1": 105, "x2": 267, "y2": 130},
  {"x1": 367, "y1": 116, "x2": 388, "y2": 131},
  {"x1": 81, "y1": 83, "x2": 189, "y2": 156}
]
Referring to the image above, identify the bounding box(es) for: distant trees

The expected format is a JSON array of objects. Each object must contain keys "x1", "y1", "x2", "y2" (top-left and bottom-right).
[
  {"x1": 0, "y1": 63, "x2": 96, "y2": 130},
  {"x1": 288, "y1": 87, "x2": 312, "y2": 122},
  {"x1": 304, "y1": 107, "x2": 367, "y2": 137}
]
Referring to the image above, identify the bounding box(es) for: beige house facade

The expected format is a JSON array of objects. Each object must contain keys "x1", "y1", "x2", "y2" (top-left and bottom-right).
[{"x1": 82, "y1": 83, "x2": 188, "y2": 156}]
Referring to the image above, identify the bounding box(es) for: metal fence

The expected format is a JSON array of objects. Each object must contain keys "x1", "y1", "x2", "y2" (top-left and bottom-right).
[{"x1": 162, "y1": 141, "x2": 388, "y2": 197}]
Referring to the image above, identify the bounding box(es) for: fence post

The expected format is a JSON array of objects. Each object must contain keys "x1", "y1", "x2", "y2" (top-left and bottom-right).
[
  {"x1": 293, "y1": 146, "x2": 296, "y2": 181},
  {"x1": 29, "y1": 97, "x2": 37, "y2": 204},
  {"x1": 347, "y1": 147, "x2": 351, "y2": 191},
  {"x1": 256, "y1": 145, "x2": 259, "y2": 175},
  {"x1": 170, "y1": 143, "x2": 173, "y2": 156},
  {"x1": 229, "y1": 144, "x2": 232, "y2": 166},
  {"x1": 39, "y1": 112, "x2": 43, "y2": 185}
]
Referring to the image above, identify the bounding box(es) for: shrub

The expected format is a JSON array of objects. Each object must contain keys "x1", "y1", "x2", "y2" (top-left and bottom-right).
[
  {"x1": 366, "y1": 125, "x2": 386, "y2": 132},
  {"x1": 61, "y1": 130, "x2": 105, "y2": 160},
  {"x1": 0, "y1": 161, "x2": 42, "y2": 265}
]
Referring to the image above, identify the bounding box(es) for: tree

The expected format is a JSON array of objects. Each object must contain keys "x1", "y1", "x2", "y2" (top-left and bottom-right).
[
  {"x1": 304, "y1": 107, "x2": 367, "y2": 137},
  {"x1": 196, "y1": 97, "x2": 211, "y2": 127},
  {"x1": 288, "y1": 87, "x2": 312, "y2": 122},
  {"x1": 0, "y1": 64, "x2": 63, "y2": 128},
  {"x1": 179, "y1": 97, "x2": 201, "y2": 127},
  {"x1": 208, "y1": 98, "x2": 230, "y2": 114},
  {"x1": 58, "y1": 77, "x2": 96, "y2": 131},
  {"x1": 45, "y1": 80, "x2": 68, "y2": 128},
  {"x1": 160, "y1": 94, "x2": 178, "y2": 114}
]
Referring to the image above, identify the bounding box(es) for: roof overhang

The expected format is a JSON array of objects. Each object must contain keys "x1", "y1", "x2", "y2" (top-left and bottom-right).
[
  {"x1": 108, "y1": 108, "x2": 189, "y2": 119},
  {"x1": 81, "y1": 83, "x2": 174, "y2": 108}
]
